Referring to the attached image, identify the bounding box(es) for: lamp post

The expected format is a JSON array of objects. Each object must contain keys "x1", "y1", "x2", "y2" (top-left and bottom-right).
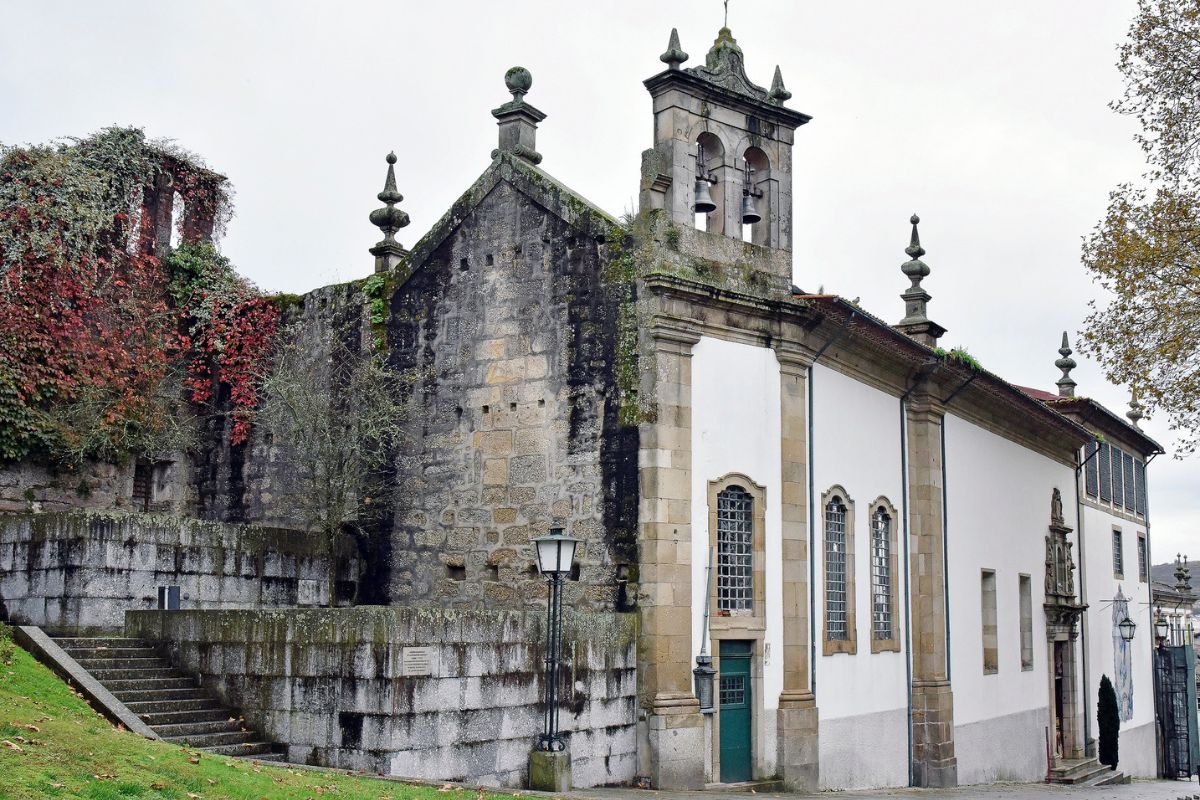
[
  {"x1": 528, "y1": 527, "x2": 579, "y2": 791},
  {"x1": 1154, "y1": 611, "x2": 1169, "y2": 648}
]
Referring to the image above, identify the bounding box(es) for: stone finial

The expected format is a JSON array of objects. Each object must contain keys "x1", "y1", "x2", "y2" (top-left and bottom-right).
[
  {"x1": 1127, "y1": 389, "x2": 1144, "y2": 429},
  {"x1": 769, "y1": 65, "x2": 792, "y2": 103},
  {"x1": 368, "y1": 152, "x2": 410, "y2": 273},
  {"x1": 1175, "y1": 554, "x2": 1192, "y2": 594},
  {"x1": 492, "y1": 67, "x2": 546, "y2": 165},
  {"x1": 895, "y1": 214, "x2": 946, "y2": 347},
  {"x1": 660, "y1": 28, "x2": 688, "y2": 70},
  {"x1": 1055, "y1": 332, "x2": 1077, "y2": 398}
]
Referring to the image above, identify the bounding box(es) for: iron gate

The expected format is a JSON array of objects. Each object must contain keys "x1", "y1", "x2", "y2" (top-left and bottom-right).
[{"x1": 1154, "y1": 644, "x2": 1197, "y2": 779}]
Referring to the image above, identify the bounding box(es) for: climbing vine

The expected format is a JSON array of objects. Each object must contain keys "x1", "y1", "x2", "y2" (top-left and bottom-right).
[{"x1": 0, "y1": 127, "x2": 274, "y2": 462}]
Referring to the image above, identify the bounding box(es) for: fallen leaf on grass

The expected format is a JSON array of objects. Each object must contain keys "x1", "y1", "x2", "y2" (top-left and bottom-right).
[
  {"x1": 150, "y1": 782, "x2": 167, "y2": 790},
  {"x1": 2, "y1": 739, "x2": 23, "y2": 752},
  {"x1": 48, "y1": 783, "x2": 64, "y2": 789},
  {"x1": 188, "y1": 793, "x2": 202, "y2": 799},
  {"x1": 188, "y1": 756, "x2": 201, "y2": 764},
  {"x1": 207, "y1": 778, "x2": 217, "y2": 785}
]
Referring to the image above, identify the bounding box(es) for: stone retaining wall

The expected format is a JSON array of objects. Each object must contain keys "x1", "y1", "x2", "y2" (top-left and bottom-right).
[
  {"x1": 126, "y1": 606, "x2": 638, "y2": 788},
  {"x1": 0, "y1": 512, "x2": 361, "y2": 632}
]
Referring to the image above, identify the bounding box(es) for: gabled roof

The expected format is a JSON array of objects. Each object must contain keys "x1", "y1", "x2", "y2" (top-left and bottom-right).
[
  {"x1": 399, "y1": 152, "x2": 618, "y2": 286},
  {"x1": 1014, "y1": 387, "x2": 1165, "y2": 457}
]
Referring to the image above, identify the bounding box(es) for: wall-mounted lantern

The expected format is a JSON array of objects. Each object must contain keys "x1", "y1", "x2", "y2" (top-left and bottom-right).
[
  {"x1": 1118, "y1": 616, "x2": 1136, "y2": 643},
  {"x1": 694, "y1": 654, "x2": 717, "y2": 714}
]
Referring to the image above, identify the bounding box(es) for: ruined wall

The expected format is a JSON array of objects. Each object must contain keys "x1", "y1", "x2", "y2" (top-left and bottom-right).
[
  {"x1": 0, "y1": 511, "x2": 362, "y2": 632},
  {"x1": 126, "y1": 606, "x2": 638, "y2": 788}
]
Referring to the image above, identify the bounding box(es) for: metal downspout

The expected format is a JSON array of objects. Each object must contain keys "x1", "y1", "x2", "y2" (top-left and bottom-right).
[
  {"x1": 1074, "y1": 450, "x2": 1091, "y2": 755},
  {"x1": 940, "y1": 419, "x2": 952, "y2": 684},
  {"x1": 900, "y1": 394, "x2": 914, "y2": 786}
]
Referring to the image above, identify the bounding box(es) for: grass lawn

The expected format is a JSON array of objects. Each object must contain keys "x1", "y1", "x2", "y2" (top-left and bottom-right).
[{"x1": 0, "y1": 627, "x2": 524, "y2": 800}]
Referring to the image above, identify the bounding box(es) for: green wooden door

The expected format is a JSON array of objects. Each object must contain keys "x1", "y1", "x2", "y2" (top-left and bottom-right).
[{"x1": 718, "y1": 640, "x2": 752, "y2": 783}]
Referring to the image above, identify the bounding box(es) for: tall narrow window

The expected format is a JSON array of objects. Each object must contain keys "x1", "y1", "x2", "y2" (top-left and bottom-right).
[
  {"x1": 1137, "y1": 533, "x2": 1148, "y2": 582},
  {"x1": 1134, "y1": 459, "x2": 1146, "y2": 516},
  {"x1": 1098, "y1": 443, "x2": 1112, "y2": 502},
  {"x1": 981, "y1": 570, "x2": 998, "y2": 674},
  {"x1": 822, "y1": 487, "x2": 857, "y2": 655},
  {"x1": 826, "y1": 498, "x2": 848, "y2": 640},
  {"x1": 1122, "y1": 452, "x2": 1135, "y2": 512},
  {"x1": 871, "y1": 506, "x2": 892, "y2": 641},
  {"x1": 1111, "y1": 446, "x2": 1125, "y2": 508},
  {"x1": 716, "y1": 486, "x2": 753, "y2": 612},
  {"x1": 1084, "y1": 441, "x2": 1099, "y2": 498},
  {"x1": 1112, "y1": 528, "x2": 1124, "y2": 578},
  {"x1": 1019, "y1": 575, "x2": 1033, "y2": 671}
]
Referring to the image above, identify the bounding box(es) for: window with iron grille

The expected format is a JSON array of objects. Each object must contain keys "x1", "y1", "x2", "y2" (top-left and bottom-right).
[
  {"x1": 825, "y1": 497, "x2": 848, "y2": 640},
  {"x1": 871, "y1": 506, "x2": 892, "y2": 641},
  {"x1": 1138, "y1": 533, "x2": 1148, "y2": 582},
  {"x1": 716, "y1": 485, "x2": 753, "y2": 612},
  {"x1": 1112, "y1": 528, "x2": 1124, "y2": 577}
]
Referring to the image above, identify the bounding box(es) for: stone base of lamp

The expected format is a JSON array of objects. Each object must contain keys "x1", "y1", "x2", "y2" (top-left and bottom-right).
[{"x1": 529, "y1": 748, "x2": 572, "y2": 792}]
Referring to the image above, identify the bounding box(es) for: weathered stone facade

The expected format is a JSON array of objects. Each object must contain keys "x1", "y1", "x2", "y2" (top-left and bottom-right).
[
  {"x1": 0, "y1": 511, "x2": 361, "y2": 632},
  {"x1": 127, "y1": 607, "x2": 638, "y2": 788}
]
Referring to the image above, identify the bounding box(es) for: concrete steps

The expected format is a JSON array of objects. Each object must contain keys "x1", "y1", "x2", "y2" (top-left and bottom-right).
[
  {"x1": 1050, "y1": 756, "x2": 1128, "y2": 786},
  {"x1": 50, "y1": 636, "x2": 283, "y2": 763}
]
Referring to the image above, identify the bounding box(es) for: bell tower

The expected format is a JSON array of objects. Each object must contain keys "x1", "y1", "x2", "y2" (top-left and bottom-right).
[{"x1": 640, "y1": 27, "x2": 810, "y2": 257}]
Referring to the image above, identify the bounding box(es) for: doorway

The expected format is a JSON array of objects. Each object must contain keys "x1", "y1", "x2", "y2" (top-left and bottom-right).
[{"x1": 718, "y1": 639, "x2": 753, "y2": 782}]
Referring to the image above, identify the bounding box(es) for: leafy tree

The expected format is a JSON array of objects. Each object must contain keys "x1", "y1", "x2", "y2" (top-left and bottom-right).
[
  {"x1": 1098, "y1": 673, "x2": 1120, "y2": 768},
  {"x1": 1081, "y1": 0, "x2": 1200, "y2": 456}
]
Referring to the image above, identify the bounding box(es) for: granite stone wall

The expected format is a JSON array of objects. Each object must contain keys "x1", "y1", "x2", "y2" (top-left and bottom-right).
[
  {"x1": 126, "y1": 606, "x2": 638, "y2": 788},
  {"x1": 0, "y1": 511, "x2": 362, "y2": 632}
]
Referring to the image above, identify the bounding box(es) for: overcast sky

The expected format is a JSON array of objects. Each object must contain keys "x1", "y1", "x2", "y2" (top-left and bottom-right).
[{"x1": 1, "y1": 1, "x2": 1195, "y2": 564}]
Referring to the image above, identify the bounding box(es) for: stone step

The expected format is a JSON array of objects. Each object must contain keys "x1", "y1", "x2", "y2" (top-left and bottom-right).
[
  {"x1": 63, "y1": 647, "x2": 159, "y2": 660},
  {"x1": 89, "y1": 667, "x2": 190, "y2": 682},
  {"x1": 137, "y1": 708, "x2": 234, "y2": 726},
  {"x1": 111, "y1": 687, "x2": 210, "y2": 703},
  {"x1": 1051, "y1": 756, "x2": 1103, "y2": 780},
  {"x1": 1088, "y1": 769, "x2": 1128, "y2": 787},
  {"x1": 75, "y1": 657, "x2": 172, "y2": 671},
  {"x1": 105, "y1": 676, "x2": 197, "y2": 692},
  {"x1": 200, "y1": 741, "x2": 277, "y2": 758},
  {"x1": 52, "y1": 637, "x2": 145, "y2": 649},
  {"x1": 163, "y1": 729, "x2": 259, "y2": 748},
  {"x1": 242, "y1": 751, "x2": 287, "y2": 762},
  {"x1": 153, "y1": 720, "x2": 249, "y2": 738},
  {"x1": 126, "y1": 698, "x2": 222, "y2": 715}
]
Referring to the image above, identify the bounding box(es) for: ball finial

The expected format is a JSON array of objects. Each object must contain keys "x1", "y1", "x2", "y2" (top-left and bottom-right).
[
  {"x1": 910, "y1": 213, "x2": 920, "y2": 226},
  {"x1": 386, "y1": 151, "x2": 397, "y2": 165},
  {"x1": 504, "y1": 66, "x2": 532, "y2": 97}
]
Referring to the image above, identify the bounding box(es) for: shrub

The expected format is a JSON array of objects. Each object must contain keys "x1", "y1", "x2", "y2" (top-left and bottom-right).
[{"x1": 1098, "y1": 673, "x2": 1120, "y2": 768}]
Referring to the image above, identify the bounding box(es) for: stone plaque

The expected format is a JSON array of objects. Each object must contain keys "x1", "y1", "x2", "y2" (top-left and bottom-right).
[{"x1": 402, "y1": 646, "x2": 435, "y2": 677}]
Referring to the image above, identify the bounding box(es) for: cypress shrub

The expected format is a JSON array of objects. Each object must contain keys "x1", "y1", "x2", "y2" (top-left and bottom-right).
[{"x1": 1098, "y1": 673, "x2": 1120, "y2": 768}]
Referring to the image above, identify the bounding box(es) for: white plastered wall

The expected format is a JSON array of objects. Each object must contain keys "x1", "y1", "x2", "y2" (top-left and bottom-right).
[
  {"x1": 810, "y1": 362, "x2": 908, "y2": 790},
  {"x1": 1078, "y1": 497, "x2": 1156, "y2": 777},
  {"x1": 689, "y1": 336, "x2": 783, "y2": 778},
  {"x1": 944, "y1": 413, "x2": 1075, "y2": 784}
]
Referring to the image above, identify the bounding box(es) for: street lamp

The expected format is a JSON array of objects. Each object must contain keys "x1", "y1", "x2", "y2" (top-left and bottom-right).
[
  {"x1": 1118, "y1": 616, "x2": 1136, "y2": 643},
  {"x1": 1154, "y1": 611, "x2": 1169, "y2": 647},
  {"x1": 531, "y1": 527, "x2": 579, "y2": 753}
]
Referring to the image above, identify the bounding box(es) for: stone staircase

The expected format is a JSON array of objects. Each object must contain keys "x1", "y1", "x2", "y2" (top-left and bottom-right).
[
  {"x1": 1050, "y1": 756, "x2": 1128, "y2": 786},
  {"x1": 52, "y1": 636, "x2": 284, "y2": 762}
]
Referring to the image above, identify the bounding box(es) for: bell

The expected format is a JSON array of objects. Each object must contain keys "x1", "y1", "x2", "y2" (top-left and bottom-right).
[
  {"x1": 741, "y1": 192, "x2": 761, "y2": 224},
  {"x1": 693, "y1": 178, "x2": 717, "y2": 214}
]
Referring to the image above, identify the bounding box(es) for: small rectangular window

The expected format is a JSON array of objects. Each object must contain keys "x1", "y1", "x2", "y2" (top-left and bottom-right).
[
  {"x1": 1112, "y1": 529, "x2": 1124, "y2": 577},
  {"x1": 981, "y1": 570, "x2": 998, "y2": 674},
  {"x1": 1138, "y1": 533, "x2": 1148, "y2": 582},
  {"x1": 1019, "y1": 575, "x2": 1033, "y2": 671},
  {"x1": 1134, "y1": 459, "x2": 1146, "y2": 516},
  {"x1": 1098, "y1": 443, "x2": 1112, "y2": 502},
  {"x1": 1122, "y1": 452, "x2": 1135, "y2": 512},
  {"x1": 1084, "y1": 441, "x2": 1099, "y2": 498},
  {"x1": 132, "y1": 461, "x2": 152, "y2": 512},
  {"x1": 1111, "y1": 446, "x2": 1124, "y2": 508}
]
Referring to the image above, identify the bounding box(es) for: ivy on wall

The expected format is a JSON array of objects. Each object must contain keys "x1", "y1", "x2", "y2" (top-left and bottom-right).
[{"x1": 0, "y1": 127, "x2": 276, "y2": 462}]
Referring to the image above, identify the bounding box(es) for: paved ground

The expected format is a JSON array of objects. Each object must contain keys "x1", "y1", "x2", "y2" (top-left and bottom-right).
[{"x1": 566, "y1": 778, "x2": 1200, "y2": 800}]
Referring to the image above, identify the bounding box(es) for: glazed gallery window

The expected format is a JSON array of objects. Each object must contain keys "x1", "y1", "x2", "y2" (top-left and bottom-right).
[
  {"x1": 871, "y1": 507, "x2": 892, "y2": 641},
  {"x1": 1084, "y1": 440, "x2": 1146, "y2": 517},
  {"x1": 716, "y1": 485, "x2": 753, "y2": 612}
]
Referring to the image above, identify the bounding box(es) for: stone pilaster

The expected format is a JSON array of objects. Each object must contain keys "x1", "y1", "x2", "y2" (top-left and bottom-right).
[
  {"x1": 638, "y1": 322, "x2": 704, "y2": 790},
  {"x1": 906, "y1": 395, "x2": 957, "y2": 787},
  {"x1": 774, "y1": 346, "x2": 819, "y2": 790}
]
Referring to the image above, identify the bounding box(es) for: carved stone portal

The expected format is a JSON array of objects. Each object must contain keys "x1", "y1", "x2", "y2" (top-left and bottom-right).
[{"x1": 1042, "y1": 488, "x2": 1087, "y2": 763}]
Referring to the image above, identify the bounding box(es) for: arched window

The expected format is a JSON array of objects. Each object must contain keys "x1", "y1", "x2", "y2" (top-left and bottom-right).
[
  {"x1": 824, "y1": 493, "x2": 852, "y2": 650},
  {"x1": 871, "y1": 506, "x2": 892, "y2": 641},
  {"x1": 694, "y1": 132, "x2": 725, "y2": 234},
  {"x1": 716, "y1": 485, "x2": 753, "y2": 612},
  {"x1": 740, "y1": 147, "x2": 769, "y2": 244}
]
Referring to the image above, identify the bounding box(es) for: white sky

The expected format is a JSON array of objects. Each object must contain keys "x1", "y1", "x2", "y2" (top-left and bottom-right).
[{"x1": 1, "y1": 1, "x2": 1195, "y2": 564}]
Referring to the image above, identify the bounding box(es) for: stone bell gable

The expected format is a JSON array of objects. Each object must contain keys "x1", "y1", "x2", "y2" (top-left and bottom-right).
[{"x1": 375, "y1": 149, "x2": 640, "y2": 612}]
